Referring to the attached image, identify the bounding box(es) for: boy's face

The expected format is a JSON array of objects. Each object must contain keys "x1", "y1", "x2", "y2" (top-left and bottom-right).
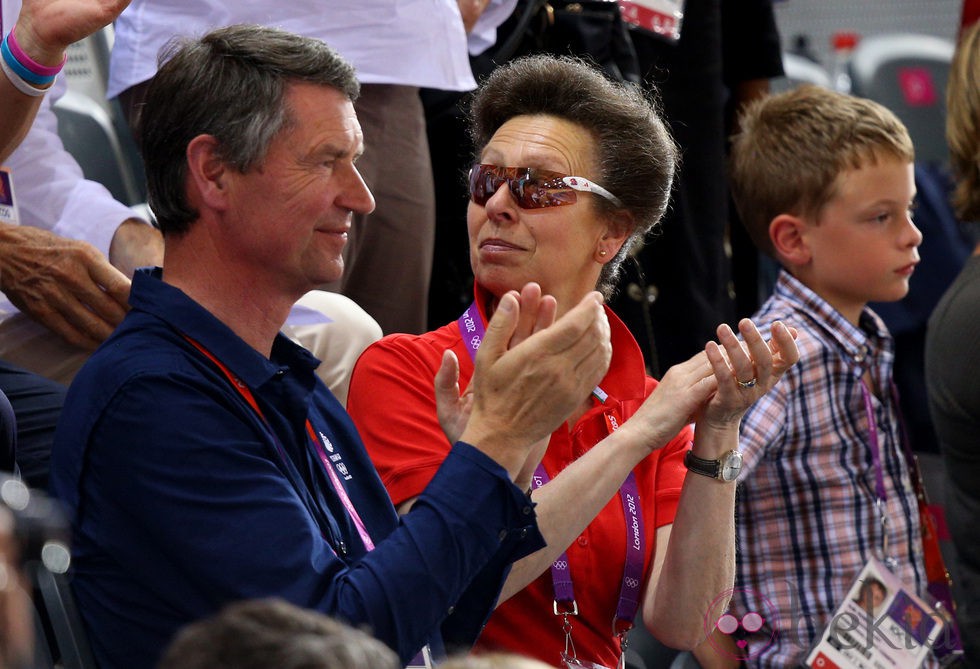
[{"x1": 800, "y1": 157, "x2": 920, "y2": 324}]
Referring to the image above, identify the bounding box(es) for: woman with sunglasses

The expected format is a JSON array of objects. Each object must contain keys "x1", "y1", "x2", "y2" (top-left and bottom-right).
[{"x1": 347, "y1": 55, "x2": 798, "y2": 668}]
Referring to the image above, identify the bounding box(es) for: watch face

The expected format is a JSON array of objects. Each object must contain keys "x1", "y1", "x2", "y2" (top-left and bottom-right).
[{"x1": 720, "y1": 450, "x2": 743, "y2": 482}]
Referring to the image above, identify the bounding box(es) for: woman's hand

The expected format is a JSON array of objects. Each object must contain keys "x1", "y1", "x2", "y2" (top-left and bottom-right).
[
  {"x1": 621, "y1": 319, "x2": 798, "y2": 454},
  {"x1": 698, "y1": 318, "x2": 798, "y2": 430}
]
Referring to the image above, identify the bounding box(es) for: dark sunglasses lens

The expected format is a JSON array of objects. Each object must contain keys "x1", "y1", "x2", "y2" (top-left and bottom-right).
[
  {"x1": 469, "y1": 165, "x2": 577, "y2": 209},
  {"x1": 469, "y1": 165, "x2": 495, "y2": 205}
]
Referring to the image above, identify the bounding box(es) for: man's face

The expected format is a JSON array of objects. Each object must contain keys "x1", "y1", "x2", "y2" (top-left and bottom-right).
[{"x1": 221, "y1": 83, "x2": 375, "y2": 297}]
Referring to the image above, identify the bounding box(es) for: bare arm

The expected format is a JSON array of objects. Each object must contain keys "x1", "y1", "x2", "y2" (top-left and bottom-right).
[
  {"x1": 0, "y1": 0, "x2": 132, "y2": 162},
  {"x1": 498, "y1": 319, "x2": 797, "y2": 611},
  {"x1": 642, "y1": 319, "x2": 798, "y2": 649}
]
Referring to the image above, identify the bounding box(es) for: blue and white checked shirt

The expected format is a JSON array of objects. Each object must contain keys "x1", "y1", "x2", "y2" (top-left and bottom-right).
[{"x1": 732, "y1": 270, "x2": 927, "y2": 668}]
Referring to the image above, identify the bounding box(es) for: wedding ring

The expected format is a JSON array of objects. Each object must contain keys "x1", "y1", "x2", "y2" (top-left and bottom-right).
[{"x1": 737, "y1": 377, "x2": 758, "y2": 389}]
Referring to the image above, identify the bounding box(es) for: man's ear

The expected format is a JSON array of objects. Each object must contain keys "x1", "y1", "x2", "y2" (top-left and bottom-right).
[
  {"x1": 185, "y1": 134, "x2": 230, "y2": 212},
  {"x1": 769, "y1": 213, "x2": 811, "y2": 267}
]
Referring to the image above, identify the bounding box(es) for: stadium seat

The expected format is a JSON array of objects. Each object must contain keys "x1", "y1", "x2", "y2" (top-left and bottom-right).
[
  {"x1": 52, "y1": 89, "x2": 145, "y2": 207},
  {"x1": 770, "y1": 52, "x2": 832, "y2": 93},
  {"x1": 849, "y1": 33, "x2": 955, "y2": 165},
  {"x1": 60, "y1": 26, "x2": 147, "y2": 206},
  {"x1": 31, "y1": 562, "x2": 98, "y2": 669}
]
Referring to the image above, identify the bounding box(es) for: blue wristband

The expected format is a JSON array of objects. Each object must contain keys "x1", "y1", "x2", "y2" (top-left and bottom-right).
[{"x1": 1, "y1": 33, "x2": 57, "y2": 86}]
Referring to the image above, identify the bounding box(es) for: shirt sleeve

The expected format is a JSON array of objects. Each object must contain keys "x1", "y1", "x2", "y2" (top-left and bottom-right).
[
  {"x1": 348, "y1": 334, "x2": 453, "y2": 506},
  {"x1": 738, "y1": 369, "x2": 790, "y2": 478},
  {"x1": 1, "y1": 78, "x2": 143, "y2": 256},
  {"x1": 78, "y1": 370, "x2": 540, "y2": 664}
]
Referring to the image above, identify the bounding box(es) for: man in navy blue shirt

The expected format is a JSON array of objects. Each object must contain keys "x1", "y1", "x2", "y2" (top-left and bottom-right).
[{"x1": 48, "y1": 25, "x2": 614, "y2": 669}]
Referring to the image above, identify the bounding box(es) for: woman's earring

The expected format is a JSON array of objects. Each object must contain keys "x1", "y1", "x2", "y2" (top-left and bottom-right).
[{"x1": 598, "y1": 249, "x2": 608, "y2": 257}]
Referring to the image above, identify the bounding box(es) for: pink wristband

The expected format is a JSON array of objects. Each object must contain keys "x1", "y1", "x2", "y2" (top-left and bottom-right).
[{"x1": 8, "y1": 24, "x2": 67, "y2": 77}]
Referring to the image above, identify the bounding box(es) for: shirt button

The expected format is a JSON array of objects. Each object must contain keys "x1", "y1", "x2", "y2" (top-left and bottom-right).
[
  {"x1": 577, "y1": 536, "x2": 588, "y2": 547},
  {"x1": 447, "y1": 606, "x2": 455, "y2": 615},
  {"x1": 498, "y1": 530, "x2": 508, "y2": 542},
  {"x1": 519, "y1": 528, "x2": 528, "y2": 539},
  {"x1": 522, "y1": 506, "x2": 532, "y2": 515}
]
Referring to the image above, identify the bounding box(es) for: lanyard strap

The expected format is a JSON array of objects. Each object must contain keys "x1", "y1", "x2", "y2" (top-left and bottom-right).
[
  {"x1": 458, "y1": 303, "x2": 644, "y2": 630},
  {"x1": 859, "y1": 379, "x2": 888, "y2": 502},
  {"x1": 183, "y1": 335, "x2": 374, "y2": 552},
  {"x1": 531, "y1": 465, "x2": 645, "y2": 630}
]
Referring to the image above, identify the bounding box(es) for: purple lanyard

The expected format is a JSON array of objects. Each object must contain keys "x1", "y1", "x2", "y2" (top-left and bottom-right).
[
  {"x1": 859, "y1": 376, "x2": 895, "y2": 569},
  {"x1": 859, "y1": 379, "x2": 888, "y2": 502},
  {"x1": 457, "y1": 304, "x2": 645, "y2": 629}
]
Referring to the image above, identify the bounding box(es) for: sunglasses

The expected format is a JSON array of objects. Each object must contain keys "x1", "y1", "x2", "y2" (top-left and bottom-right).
[{"x1": 468, "y1": 163, "x2": 623, "y2": 209}]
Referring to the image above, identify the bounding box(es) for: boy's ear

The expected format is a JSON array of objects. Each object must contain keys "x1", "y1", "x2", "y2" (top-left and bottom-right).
[{"x1": 769, "y1": 213, "x2": 811, "y2": 266}]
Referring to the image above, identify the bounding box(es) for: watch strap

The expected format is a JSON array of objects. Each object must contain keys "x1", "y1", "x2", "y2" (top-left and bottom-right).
[{"x1": 684, "y1": 450, "x2": 721, "y2": 479}]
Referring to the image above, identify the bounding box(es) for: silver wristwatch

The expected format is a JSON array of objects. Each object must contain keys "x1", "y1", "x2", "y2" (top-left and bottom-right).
[{"x1": 684, "y1": 449, "x2": 743, "y2": 482}]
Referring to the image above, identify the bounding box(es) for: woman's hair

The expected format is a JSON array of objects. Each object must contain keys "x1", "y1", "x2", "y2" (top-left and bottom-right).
[
  {"x1": 469, "y1": 54, "x2": 678, "y2": 298},
  {"x1": 729, "y1": 84, "x2": 914, "y2": 258},
  {"x1": 156, "y1": 598, "x2": 399, "y2": 669},
  {"x1": 947, "y1": 21, "x2": 980, "y2": 222},
  {"x1": 139, "y1": 24, "x2": 360, "y2": 235}
]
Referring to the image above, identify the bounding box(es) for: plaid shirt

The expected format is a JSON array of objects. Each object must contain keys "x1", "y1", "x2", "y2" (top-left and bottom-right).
[{"x1": 733, "y1": 270, "x2": 926, "y2": 668}]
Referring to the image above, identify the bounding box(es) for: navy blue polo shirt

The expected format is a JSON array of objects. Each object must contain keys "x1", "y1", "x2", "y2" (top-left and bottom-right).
[{"x1": 50, "y1": 269, "x2": 542, "y2": 669}]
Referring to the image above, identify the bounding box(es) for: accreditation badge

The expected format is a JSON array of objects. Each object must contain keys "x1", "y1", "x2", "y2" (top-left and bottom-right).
[
  {"x1": 804, "y1": 558, "x2": 947, "y2": 669},
  {"x1": 618, "y1": 0, "x2": 685, "y2": 43},
  {"x1": 0, "y1": 167, "x2": 19, "y2": 224}
]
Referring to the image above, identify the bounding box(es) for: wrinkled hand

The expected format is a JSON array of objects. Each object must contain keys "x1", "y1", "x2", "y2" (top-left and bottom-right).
[
  {"x1": 435, "y1": 283, "x2": 557, "y2": 445},
  {"x1": 0, "y1": 223, "x2": 130, "y2": 349},
  {"x1": 436, "y1": 284, "x2": 559, "y2": 487},
  {"x1": 15, "y1": 0, "x2": 132, "y2": 65},
  {"x1": 699, "y1": 318, "x2": 799, "y2": 429},
  {"x1": 622, "y1": 319, "x2": 798, "y2": 452},
  {"x1": 458, "y1": 286, "x2": 611, "y2": 480}
]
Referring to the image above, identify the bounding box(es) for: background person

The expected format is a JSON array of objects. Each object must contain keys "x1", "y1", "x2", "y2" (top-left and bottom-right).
[
  {"x1": 925, "y1": 17, "x2": 980, "y2": 666},
  {"x1": 348, "y1": 55, "x2": 799, "y2": 669},
  {"x1": 157, "y1": 598, "x2": 401, "y2": 669}
]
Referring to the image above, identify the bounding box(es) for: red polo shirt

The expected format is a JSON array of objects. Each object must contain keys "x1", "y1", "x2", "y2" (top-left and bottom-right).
[{"x1": 348, "y1": 288, "x2": 692, "y2": 667}]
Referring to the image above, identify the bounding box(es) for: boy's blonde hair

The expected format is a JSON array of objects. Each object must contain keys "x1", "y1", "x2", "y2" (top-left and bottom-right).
[
  {"x1": 729, "y1": 85, "x2": 914, "y2": 258},
  {"x1": 946, "y1": 21, "x2": 980, "y2": 222}
]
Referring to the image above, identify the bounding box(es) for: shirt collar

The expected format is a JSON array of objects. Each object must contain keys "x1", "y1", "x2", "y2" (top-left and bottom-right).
[
  {"x1": 774, "y1": 270, "x2": 892, "y2": 371},
  {"x1": 130, "y1": 268, "x2": 321, "y2": 388}
]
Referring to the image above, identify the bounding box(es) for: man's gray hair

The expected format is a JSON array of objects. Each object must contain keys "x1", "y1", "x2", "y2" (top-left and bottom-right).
[{"x1": 138, "y1": 24, "x2": 360, "y2": 235}]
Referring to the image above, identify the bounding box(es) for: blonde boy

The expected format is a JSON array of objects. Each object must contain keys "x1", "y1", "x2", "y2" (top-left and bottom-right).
[{"x1": 720, "y1": 85, "x2": 927, "y2": 667}]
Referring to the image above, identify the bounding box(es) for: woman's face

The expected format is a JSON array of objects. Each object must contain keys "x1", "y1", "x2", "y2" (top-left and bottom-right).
[{"x1": 467, "y1": 115, "x2": 624, "y2": 313}]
